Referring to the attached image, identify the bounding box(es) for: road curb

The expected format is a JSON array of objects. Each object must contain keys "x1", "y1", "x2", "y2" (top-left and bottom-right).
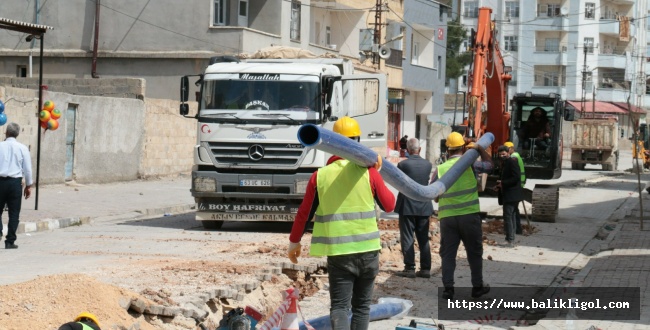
[{"x1": 16, "y1": 203, "x2": 196, "y2": 235}]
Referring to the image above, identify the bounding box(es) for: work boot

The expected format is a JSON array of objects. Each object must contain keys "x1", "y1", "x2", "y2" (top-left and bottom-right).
[
  {"x1": 472, "y1": 283, "x2": 490, "y2": 299},
  {"x1": 416, "y1": 270, "x2": 431, "y2": 278},
  {"x1": 5, "y1": 243, "x2": 18, "y2": 249},
  {"x1": 442, "y1": 287, "x2": 454, "y2": 300},
  {"x1": 396, "y1": 268, "x2": 416, "y2": 278}
]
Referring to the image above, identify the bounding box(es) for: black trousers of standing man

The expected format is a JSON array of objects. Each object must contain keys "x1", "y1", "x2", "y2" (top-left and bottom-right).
[
  {"x1": 399, "y1": 215, "x2": 431, "y2": 271},
  {"x1": 0, "y1": 177, "x2": 23, "y2": 244}
]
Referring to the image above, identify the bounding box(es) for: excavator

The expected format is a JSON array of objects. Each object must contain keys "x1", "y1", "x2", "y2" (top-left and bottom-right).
[{"x1": 460, "y1": 7, "x2": 574, "y2": 222}]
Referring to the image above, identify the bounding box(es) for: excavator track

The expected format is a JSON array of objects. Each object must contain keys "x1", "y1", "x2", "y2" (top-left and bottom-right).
[{"x1": 529, "y1": 184, "x2": 559, "y2": 222}]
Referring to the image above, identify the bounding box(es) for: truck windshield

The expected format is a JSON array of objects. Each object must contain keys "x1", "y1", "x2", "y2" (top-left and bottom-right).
[{"x1": 201, "y1": 79, "x2": 320, "y2": 112}]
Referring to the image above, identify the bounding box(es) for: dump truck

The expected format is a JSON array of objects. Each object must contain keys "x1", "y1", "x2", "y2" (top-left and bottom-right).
[
  {"x1": 570, "y1": 118, "x2": 619, "y2": 171},
  {"x1": 179, "y1": 48, "x2": 387, "y2": 229}
]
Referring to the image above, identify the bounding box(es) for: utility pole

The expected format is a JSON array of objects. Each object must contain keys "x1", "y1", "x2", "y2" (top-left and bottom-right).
[
  {"x1": 369, "y1": 0, "x2": 387, "y2": 68},
  {"x1": 580, "y1": 44, "x2": 588, "y2": 118}
]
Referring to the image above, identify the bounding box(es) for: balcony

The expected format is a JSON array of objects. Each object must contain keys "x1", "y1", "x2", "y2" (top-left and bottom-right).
[
  {"x1": 597, "y1": 87, "x2": 631, "y2": 103},
  {"x1": 533, "y1": 45, "x2": 568, "y2": 65},
  {"x1": 531, "y1": 16, "x2": 568, "y2": 30},
  {"x1": 599, "y1": 19, "x2": 619, "y2": 36},
  {"x1": 598, "y1": 54, "x2": 627, "y2": 69}
]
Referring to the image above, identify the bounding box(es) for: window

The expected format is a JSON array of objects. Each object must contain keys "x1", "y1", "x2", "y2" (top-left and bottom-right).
[
  {"x1": 585, "y1": 72, "x2": 593, "y2": 91},
  {"x1": 213, "y1": 0, "x2": 225, "y2": 26},
  {"x1": 239, "y1": 0, "x2": 247, "y2": 16},
  {"x1": 326, "y1": 26, "x2": 331, "y2": 45},
  {"x1": 16, "y1": 65, "x2": 26, "y2": 77},
  {"x1": 538, "y1": 4, "x2": 561, "y2": 17},
  {"x1": 464, "y1": 1, "x2": 478, "y2": 18},
  {"x1": 544, "y1": 38, "x2": 560, "y2": 52},
  {"x1": 400, "y1": 26, "x2": 406, "y2": 51},
  {"x1": 290, "y1": 1, "x2": 301, "y2": 41},
  {"x1": 585, "y1": 3, "x2": 595, "y2": 19},
  {"x1": 462, "y1": 75, "x2": 467, "y2": 86},
  {"x1": 437, "y1": 56, "x2": 442, "y2": 79},
  {"x1": 505, "y1": 1, "x2": 519, "y2": 18},
  {"x1": 584, "y1": 37, "x2": 594, "y2": 53},
  {"x1": 504, "y1": 36, "x2": 518, "y2": 52},
  {"x1": 411, "y1": 40, "x2": 419, "y2": 65}
]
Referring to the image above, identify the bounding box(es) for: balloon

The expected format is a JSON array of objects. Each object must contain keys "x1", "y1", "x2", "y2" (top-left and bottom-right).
[
  {"x1": 47, "y1": 118, "x2": 59, "y2": 131},
  {"x1": 51, "y1": 108, "x2": 62, "y2": 119},
  {"x1": 0, "y1": 113, "x2": 6, "y2": 126},
  {"x1": 39, "y1": 110, "x2": 51, "y2": 122},
  {"x1": 40, "y1": 120, "x2": 48, "y2": 129},
  {"x1": 42, "y1": 100, "x2": 55, "y2": 112},
  {"x1": 0, "y1": 100, "x2": 4, "y2": 113}
]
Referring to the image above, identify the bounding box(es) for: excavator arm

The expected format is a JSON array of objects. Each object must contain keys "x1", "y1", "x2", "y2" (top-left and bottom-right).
[{"x1": 466, "y1": 7, "x2": 512, "y2": 149}]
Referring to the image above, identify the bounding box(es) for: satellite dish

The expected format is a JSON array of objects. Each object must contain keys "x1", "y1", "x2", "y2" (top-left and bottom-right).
[
  {"x1": 378, "y1": 45, "x2": 392, "y2": 59},
  {"x1": 560, "y1": 7, "x2": 569, "y2": 16}
]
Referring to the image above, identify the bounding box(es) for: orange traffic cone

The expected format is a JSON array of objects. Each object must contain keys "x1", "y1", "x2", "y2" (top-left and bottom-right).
[{"x1": 280, "y1": 288, "x2": 299, "y2": 330}]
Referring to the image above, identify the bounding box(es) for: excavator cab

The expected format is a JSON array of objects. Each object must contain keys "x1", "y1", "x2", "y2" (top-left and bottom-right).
[{"x1": 510, "y1": 93, "x2": 567, "y2": 180}]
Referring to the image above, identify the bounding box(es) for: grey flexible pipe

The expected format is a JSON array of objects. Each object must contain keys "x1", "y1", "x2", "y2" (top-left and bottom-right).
[{"x1": 297, "y1": 124, "x2": 494, "y2": 202}]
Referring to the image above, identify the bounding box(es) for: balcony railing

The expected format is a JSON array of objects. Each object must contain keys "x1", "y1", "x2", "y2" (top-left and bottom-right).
[
  {"x1": 535, "y1": 44, "x2": 568, "y2": 52},
  {"x1": 599, "y1": 46, "x2": 628, "y2": 56}
]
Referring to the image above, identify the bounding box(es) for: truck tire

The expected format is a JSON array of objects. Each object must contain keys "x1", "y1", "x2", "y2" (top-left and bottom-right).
[
  {"x1": 202, "y1": 220, "x2": 224, "y2": 230},
  {"x1": 571, "y1": 162, "x2": 579, "y2": 170}
]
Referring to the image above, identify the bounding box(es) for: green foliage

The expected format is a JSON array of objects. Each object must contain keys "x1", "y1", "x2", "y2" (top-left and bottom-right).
[{"x1": 446, "y1": 19, "x2": 472, "y2": 81}]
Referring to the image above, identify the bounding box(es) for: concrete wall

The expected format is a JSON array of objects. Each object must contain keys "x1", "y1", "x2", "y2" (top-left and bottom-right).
[
  {"x1": 0, "y1": 76, "x2": 145, "y2": 99},
  {"x1": 0, "y1": 85, "x2": 197, "y2": 184}
]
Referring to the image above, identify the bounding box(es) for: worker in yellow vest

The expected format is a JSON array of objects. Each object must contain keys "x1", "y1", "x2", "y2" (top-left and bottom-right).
[
  {"x1": 58, "y1": 312, "x2": 101, "y2": 330},
  {"x1": 504, "y1": 141, "x2": 525, "y2": 235},
  {"x1": 430, "y1": 132, "x2": 493, "y2": 301},
  {"x1": 287, "y1": 116, "x2": 395, "y2": 330}
]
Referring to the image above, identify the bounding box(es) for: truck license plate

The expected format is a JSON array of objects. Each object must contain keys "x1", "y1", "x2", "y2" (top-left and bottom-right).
[
  {"x1": 197, "y1": 212, "x2": 295, "y2": 221},
  {"x1": 239, "y1": 179, "x2": 271, "y2": 186}
]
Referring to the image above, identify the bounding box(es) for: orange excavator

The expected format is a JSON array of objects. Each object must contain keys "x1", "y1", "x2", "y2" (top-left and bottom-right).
[{"x1": 459, "y1": 7, "x2": 575, "y2": 222}]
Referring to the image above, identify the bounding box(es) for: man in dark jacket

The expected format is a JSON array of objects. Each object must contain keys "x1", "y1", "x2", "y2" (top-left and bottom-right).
[
  {"x1": 495, "y1": 145, "x2": 523, "y2": 247},
  {"x1": 395, "y1": 138, "x2": 434, "y2": 278}
]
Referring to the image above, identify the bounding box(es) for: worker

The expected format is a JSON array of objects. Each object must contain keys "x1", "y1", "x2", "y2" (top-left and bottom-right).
[
  {"x1": 430, "y1": 132, "x2": 493, "y2": 300},
  {"x1": 287, "y1": 116, "x2": 395, "y2": 329},
  {"x1": 58, "y1": 312, "x2": 101, "y2": 330},
  {"x1": 495, "y1": 145, "x2": 523, "y2": 247},
  {"x1": 504, "y1": 141, "x2": 525, "y2": 235}
]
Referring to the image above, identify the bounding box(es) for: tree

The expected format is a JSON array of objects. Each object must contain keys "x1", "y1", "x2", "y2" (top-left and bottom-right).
[{"x1": 446, "y1": 18, "x2": 472, "y2": 83}]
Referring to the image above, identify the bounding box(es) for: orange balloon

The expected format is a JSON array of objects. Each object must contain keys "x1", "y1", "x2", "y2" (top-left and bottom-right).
[
  {"x1": 47, "y1": 118, "x2": 59, "y2": 131},
  {"x1": 42, "y1": 100, "x2": 55, "y2": 112},
  {"x1": 40, "y1": 120, "x2": 48, "y2": 129},
  {"x1": 39, "y1": 110, "x2": 51, "y2": 122},
  {"x1": 51, "y1": 108, "x2": 62, "y2": 119}
]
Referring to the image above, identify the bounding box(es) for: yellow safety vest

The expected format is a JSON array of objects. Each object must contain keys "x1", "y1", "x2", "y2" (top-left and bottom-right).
[
  {"x1": 438, "y1": 157, "x2": 480, "y2": 219},
  {"x1": 311, "y1": 159, "x2": 380, "y2": 256},
  {"x1": 512, "y1": 152, "x2": 526, "y2": 187}
]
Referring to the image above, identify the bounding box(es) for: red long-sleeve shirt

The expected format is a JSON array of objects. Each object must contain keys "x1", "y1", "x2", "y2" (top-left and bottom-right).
[{"x1": 289, "y1": 156, "x2": 396, "y2": 243}]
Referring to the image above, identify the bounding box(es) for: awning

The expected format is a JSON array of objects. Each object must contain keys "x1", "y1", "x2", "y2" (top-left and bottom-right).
[
  {"x1": 0, "y1": 17, "x2": 53, "y2": 34},
  {"x1": 610, "y1": 102, "x2": 645, "y2": 113},
  {"x1": 566, "y1": 100, "x2": 631, "y2": 114}
]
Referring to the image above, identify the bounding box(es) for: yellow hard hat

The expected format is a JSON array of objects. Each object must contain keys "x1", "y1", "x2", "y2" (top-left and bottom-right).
[
  {"x1": 466, "y1": 142, "x2": 476, "y2": 148},
  {"x1": 75, "y1": 312, "x2": 100, "y2": 327},
  {"x1": 333, "y1": 116, "x2": 361, "y2": 138},
  {"x1": 445, "y1": 132, "x2": 465, "y2": 149},
  {"x1": 504, "y1": 141, "x2": 514, "y2": 148}
]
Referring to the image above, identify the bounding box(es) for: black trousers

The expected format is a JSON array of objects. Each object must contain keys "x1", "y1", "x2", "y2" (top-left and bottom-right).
[
  {"x1": 0, "y1": 177, "x2": 22, "y2": 244},
  {"x1": 439, "y1": 213, "x2": 483, "y2": 288},
  {"x1": 398, "y1": 215, "x2": 431, "y2": 270}
]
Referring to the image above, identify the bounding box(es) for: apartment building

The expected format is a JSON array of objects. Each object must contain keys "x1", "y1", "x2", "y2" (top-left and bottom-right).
[
  {"x1": 0, "y1": 0, "x2": 447, "y2": 154},
  {"x1": 448, "y1": 0, "x2": 648, "y2": 132}
]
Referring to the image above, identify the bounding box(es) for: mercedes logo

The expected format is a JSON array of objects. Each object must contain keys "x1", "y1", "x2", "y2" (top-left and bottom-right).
[{"x1": 248, "y1": 144, "x2": 265, "y2": 161}]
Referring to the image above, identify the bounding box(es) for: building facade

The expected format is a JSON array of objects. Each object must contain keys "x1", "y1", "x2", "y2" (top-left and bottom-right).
[{"x1": 447, "y1": 0, "x2": 648, "y2": 134}]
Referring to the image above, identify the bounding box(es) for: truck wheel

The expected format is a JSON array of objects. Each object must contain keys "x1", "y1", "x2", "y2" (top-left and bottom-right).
[
  {"x1": 571, "y1": 162, "x2": 579, "y2": 170},
  {"x1": 202, "y1": 220, "x2": 224, "y2": 230}
]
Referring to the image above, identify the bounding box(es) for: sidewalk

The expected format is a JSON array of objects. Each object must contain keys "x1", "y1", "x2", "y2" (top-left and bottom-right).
[{"x1": 2, "y1": 175, "x2": 195, "y2": 236}]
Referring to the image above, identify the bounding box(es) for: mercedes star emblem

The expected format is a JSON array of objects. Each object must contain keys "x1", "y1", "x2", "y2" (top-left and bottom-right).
[{"x1": 248, "y1": 144, "x2": 265, "y2": 161}]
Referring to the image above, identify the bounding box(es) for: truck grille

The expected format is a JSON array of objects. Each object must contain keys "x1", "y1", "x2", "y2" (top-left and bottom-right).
[{"x1": 206, "y1": 142, "x2": 305, "y2": 167}]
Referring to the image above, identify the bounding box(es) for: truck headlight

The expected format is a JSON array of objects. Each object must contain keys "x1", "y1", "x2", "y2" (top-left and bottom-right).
[
  {"x1": 295, "y1": 180, "x2": 309, "y2": 194},
  {"x1": 194, "y1": 177, "x2": 216, "y2": 192}
]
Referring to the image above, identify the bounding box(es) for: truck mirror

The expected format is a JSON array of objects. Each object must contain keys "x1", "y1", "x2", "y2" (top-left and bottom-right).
[
  {"x1": 180, "y1": 76, "x2": 189, "y2": 103},
  {"x1": 564, "y1": 107, "x2": 575, "y2": 121},
  {"x1": 180, "y1": 103, "x2": 189, "y2": 116}
]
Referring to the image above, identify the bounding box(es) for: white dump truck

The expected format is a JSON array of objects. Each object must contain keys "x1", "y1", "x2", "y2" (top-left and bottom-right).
[
  {"x1": 570, "y1": 117, "x2": 619, "y2": 171},
  {"x1": 179, "y1": 50, "x2": 387, "y2": 229}
]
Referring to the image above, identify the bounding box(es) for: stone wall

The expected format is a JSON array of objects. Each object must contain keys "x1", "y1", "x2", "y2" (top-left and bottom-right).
[{"x1": 0, "y1": 77, "x2": 145, "y2": 100}]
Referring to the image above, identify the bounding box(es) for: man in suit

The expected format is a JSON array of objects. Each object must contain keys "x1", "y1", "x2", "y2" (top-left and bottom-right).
[
  {"x1": 395, "y1": 138, "x2": 434, "y2": 278},
  {"x1": 495, "y1": 145, "x2": 523, "y2": 248}
]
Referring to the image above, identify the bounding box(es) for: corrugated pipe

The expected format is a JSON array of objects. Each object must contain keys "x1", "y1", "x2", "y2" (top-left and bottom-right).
[
  {"x1": 91, "y1": 0, "x2": 100, "y2": 78},
  {"x1": 297, "y1": 124, "x2": 494, "y2": 202}
]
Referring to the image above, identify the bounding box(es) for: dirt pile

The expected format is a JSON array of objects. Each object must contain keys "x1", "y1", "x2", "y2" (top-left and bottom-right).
[{"x1": 0, "y1": 273, "x2": 156, "y2": 330}]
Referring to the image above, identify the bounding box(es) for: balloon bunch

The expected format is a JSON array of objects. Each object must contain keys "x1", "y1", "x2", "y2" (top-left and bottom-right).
[
  {"x1": 0, "y1": 99, "x2": 6, "y2": 126},
  {"x1": 39, "y1": 100, "x2": 61, "y2": 131}
]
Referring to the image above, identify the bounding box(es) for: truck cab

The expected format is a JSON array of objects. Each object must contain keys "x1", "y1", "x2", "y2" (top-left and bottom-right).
[{"x1": 180, "y1": 56, "x2": 387, "y2": 229}]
